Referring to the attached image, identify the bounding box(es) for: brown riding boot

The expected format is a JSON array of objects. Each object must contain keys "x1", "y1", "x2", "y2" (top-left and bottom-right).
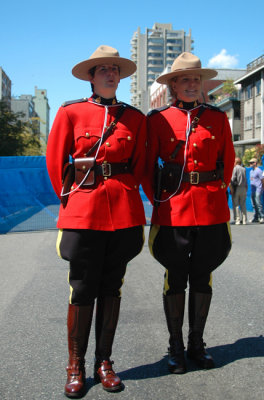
[
  {"x1": 64, "y1": 303, "x2": 94, "y2": 398},
  {"x1": 187, "y1": 291, "x2": 215, "y2": 369},
  {"x1": 163, "y1": 293, "x2": 187, "y2": 374},
  {"x1": 93, "y1": 296, "x2": 122, "y2": 391}
]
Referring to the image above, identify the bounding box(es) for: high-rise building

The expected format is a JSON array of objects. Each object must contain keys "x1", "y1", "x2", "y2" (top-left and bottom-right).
[
  {"x1": 130, "y1": 23, "x2": 193, "y2": 113},
  {"x1": 0, "y1": 67, "x2": 12, "y2": 108},
  {"x1": 33, "y1": 87, "x2": 50, "y2": 142},
  {"x1": 11, "y1": 94, "x2": 37, "y2": 122}
]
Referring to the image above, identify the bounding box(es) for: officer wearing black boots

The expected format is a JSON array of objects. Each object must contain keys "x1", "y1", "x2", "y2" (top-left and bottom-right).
[{"x1": 143, "y1": 52, "x2": 235, "y2": 374}]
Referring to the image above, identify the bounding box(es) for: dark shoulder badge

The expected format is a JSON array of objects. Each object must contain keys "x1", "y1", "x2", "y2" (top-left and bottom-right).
[
  {"x1": 119, "y1": 102, "x2": 144, "y2": 115},
  {"x1": 202, "y1": 103, "x2": 224, "y2": 113},
  {"x1": 61, "y1": 98, "x2": 89, "y2": 107},
  {"x1": 147, "y1": 104, "x2": 170, "y2": 117}
]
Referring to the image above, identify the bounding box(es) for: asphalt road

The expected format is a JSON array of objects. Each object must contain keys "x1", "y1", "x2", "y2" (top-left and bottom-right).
[{"x1": 0, "y1": 222, "x2": 263, "y2": 400}]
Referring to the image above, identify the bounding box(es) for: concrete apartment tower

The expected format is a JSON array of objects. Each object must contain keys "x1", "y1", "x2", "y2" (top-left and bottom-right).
[
  {"x1": 0, "y1": 67, "x2": 12, "y2": 108},
  {"x1": 33, "y1": 86, "x2": 50, "y2": 142},
  {"x1": 130, "y1": 23, "x2": 193, "y2": 113}
]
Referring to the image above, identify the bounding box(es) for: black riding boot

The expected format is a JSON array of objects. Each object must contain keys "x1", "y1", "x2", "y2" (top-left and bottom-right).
[
  {"x1": 187, "y1": 291, "x2": 215, "y2": 369},
  {"x1": 163, "y1": 293, "x2": 187, "y2": 374},
  {"x1": 94, "y1": 296, "x2": 122, "y2": 391}
]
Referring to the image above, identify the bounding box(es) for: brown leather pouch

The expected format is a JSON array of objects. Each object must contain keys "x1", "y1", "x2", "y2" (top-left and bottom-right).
[
  {"x1": 74, "y1": 157, "x2": 95, "y2": 186},
  {"x1": 61, "y1": 162, "x2": 75, "y2": 207}
]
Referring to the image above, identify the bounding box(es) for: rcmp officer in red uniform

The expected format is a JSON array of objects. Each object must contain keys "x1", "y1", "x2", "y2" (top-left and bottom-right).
[
  {"x1": 46, "y1": 45, "x2": 146, "y2": 397},
  {"x1": 143, "y1": 52, "x2": 235, "y2": 374}
]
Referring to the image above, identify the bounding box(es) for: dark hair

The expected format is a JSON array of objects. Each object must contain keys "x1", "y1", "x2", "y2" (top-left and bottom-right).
[{"x1": 89, "y1": 67, "x2": 96, "y2": 92}]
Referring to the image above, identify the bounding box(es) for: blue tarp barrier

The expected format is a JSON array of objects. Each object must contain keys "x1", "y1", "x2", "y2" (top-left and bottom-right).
[
  {"x1": 0, "y1": 156, "x2": 60, "y2": 233},
  {"x1": 0, "y1": 156, "x2": 263, "y2": 234},
  {"x1": 0, "y1": 156, "x2": 152, "y2": 233}
]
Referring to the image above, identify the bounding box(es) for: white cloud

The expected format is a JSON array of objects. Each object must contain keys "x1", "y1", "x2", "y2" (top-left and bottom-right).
[{"x1": 208, "y1": 49, "x2": 239, "y2": 68}]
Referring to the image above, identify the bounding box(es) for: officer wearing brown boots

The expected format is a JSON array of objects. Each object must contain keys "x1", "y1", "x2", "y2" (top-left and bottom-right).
[
  {"x1": 46, "y1": 45, "x2": 146, "y2": 397},
  {"x1": 143, "y1": 52, "x2": 235, "y2": 374}
]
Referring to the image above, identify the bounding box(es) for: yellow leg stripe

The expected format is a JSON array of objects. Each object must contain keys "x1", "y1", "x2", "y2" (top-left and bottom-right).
[
  {"x1": 226, "y1": 221, "x2": 232, "y2": 246},
  {"x1": 141, "y1": 225, "x2": 145, "y2": 251},
  {"x1": 209, "y1": 273, "x2": 213, "y2": 288},
  {"x1": 148, "y1": 224, "x2": 160, "y2": 257},
  {"x1": 163, "y1": 269, "x2": 170, "y2": 295},
  {"x1": 56, "y1": 229, "x2": 63, "y2": 258},
  {"x1": 68, "y1": 271, "x2": 73, "y2": 304}
]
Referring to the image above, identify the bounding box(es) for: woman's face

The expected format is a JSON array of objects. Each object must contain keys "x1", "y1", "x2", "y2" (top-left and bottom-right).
[
  {"x1": 90, "y1": 64, "x2": 120, "y2": 98},
  {"x1": 170, "y1": 74, "x2": 202, "y2": 102}
]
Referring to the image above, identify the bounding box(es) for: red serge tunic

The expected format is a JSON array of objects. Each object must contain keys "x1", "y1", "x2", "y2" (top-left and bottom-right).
[
  {"x1": 142, "y1": 103, "x2": 235, "y2": 227},
  {"x1": 46, "y1": 98, "x2": 147, "y2": 230}
]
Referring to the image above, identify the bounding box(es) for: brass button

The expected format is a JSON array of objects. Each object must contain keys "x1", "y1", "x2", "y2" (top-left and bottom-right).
[
  {"x1": 106, "y1": 142, "x2": 110, "y2": 147},
  {"x1": 134, "y1": 185, "x2": 137, "y2": 189},
  {"x1": 192, "y1": 128, "x2": 196, "y2": 133},
  {"x1": 194, "y1": 160, "x2": 198, "y2": 164},
  {"x1": 193, "y1": 143, "x2": 197, "y2": 147},
  {"x1": 171, "y1": 138, "x2": 175, "y2": 142},
  {"x1": 103, "y1": 160, "x2": 108, "y2": 164},
  {"x1": 163, "y1": 189, "x2": 167, "y2": 193},
  {"x1": 127, "y1": 136, "x2": 132, "y2": 140},
  {"x1": 104, "y1": 177, "x2": 108, "y2": 180},
  {"x1": 85, "y1": 132, "x2": 90, "y2": 137},
  {"x1": 71, "y1": 185, "x2": 74, "y2": 190},
  {"x1": 82, "y1": 165, "x2": 86, "y2": 170},
  {"x1": 211, "y1": 136, "x2": 215, "y2": 140}
]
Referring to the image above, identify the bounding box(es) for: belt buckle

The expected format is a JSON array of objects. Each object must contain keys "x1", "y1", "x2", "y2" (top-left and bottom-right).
[
  {"x1": 190, "y1": 171, "x2": 199, "y2": 184},
  {"x1": 102, "y1": 163, "x2": 111, "y2": 177}
]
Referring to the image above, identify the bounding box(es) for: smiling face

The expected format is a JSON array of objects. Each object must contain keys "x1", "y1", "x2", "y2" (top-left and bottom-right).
[
  {"x1": 90, "y1": 64, "x2": 120, "y2": 98},
  {"x1": 170, "y1": 74, "x2": 202, "y2": 103}
]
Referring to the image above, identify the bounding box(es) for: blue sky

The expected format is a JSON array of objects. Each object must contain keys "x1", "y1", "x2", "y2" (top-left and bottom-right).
[{"x1": 1, "y1": 0, "x2": 263, "y2": 126}]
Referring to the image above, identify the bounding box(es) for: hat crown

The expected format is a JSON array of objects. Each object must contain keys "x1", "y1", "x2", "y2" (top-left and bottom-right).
[
  {"x1": 90, "y1": 45, "x2": 120, "y2": 61},
  {"x1": 171, "y1": 52, "x2": 202, "y2": 72}
]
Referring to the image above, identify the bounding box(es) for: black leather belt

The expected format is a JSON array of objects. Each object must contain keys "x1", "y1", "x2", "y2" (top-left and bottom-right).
[
  {"x1": 182, "y1": 170, "x2": 220, "y2": 184},
  {"x1": 94, "y1": 162, "x2": 130, "y2": 177}
]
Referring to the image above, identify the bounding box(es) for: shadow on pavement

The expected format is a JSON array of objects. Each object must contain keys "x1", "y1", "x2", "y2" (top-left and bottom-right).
[{"x1": 114, "y1": 335, "x2": 264, "y2": 380}]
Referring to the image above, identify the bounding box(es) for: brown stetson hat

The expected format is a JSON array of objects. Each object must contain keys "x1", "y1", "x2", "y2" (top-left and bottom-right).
[
  {"x1": 72, "y1": 45, "x2": 136, "y2": 81},
  {"x1": 156, "y1": 52, "x2": 217, "y2": 84}
]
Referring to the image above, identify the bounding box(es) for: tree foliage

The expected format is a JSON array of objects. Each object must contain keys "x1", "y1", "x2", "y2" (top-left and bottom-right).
[
  {"x1": 222, "y1": 80, "x2": 237, "y2": 96},
  {"x1": 0, "y1": 100, "x2": 43, "y2": 156},
  {"x1": 242, "y1": 144, "x2": 264, "y2": 166}
]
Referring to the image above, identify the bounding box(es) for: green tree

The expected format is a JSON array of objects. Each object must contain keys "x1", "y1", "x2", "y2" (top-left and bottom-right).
[
  {"x1": 222, "y1": 80, "x2": 237, "y2": 96},
  {"x1": 242, "y1": 145, "x2": 264, "y2": 166},
  {"x1": 0, "y1": 100, "x2": 43, "y2": 156}
]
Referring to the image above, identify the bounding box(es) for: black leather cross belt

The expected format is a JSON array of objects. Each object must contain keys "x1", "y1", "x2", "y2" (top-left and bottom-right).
[{"x1": 95, "y1": 162, "x2": 130, "y2": 177}]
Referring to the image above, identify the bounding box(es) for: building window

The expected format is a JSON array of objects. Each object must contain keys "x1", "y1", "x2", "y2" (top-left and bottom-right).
[
  {"x1": 255, "y1": 112, "x2": 261, "y2": 127},
  {"x1": 256, "y1": 80, "x2": 261, "y2": 95},
  {"x1": 245, "y1": 116, "x2": 252, "y2": 130},
  {"x1": 245, "y1": 84, "x2": 252, "y2": 100}
]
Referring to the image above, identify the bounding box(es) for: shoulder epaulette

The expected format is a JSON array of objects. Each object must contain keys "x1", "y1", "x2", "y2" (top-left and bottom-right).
[
  {"x1": 119, "y1": 102, "x2": 144, "y2": 115},
  {"x1": 147, "y1": 104, "x2": 170, "y2": 117},
  {"x1": 202, "y1": 103, "x2": 224, "y2": 113},
  {"x1": 61, "y1": 98, "x2": 89, "y2": 107}
]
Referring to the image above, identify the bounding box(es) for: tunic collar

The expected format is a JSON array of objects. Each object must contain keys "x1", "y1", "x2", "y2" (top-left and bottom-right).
[
  {"x1": 91, "y1": 93, "x2": 118, "y2": 105},
  {"x1": 173, "y1": 99, "x2": 200, "y2": 110}
]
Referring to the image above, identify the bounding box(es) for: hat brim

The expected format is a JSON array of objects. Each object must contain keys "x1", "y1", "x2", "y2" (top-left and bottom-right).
[
  {"x1": 156, "y1": 68, "x2": 218, "y2": 84},
  {"x1": 72, "y1": 57, "x2": 136, "y2": 81}
]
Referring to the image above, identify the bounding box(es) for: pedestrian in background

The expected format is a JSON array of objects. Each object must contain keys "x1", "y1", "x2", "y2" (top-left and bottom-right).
[
  {"x1": 230, "y1": 157, "x2": 248, "y2": 225},
  {"x1": 143, "y1": 52, "x2": 235, "y2": 374},
  {"x1": 249, "y1": 157, "x2": 264, "y2": 223},
  {"x1": 46, "y1": 45, "x2": 146, "y2": 398}
]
